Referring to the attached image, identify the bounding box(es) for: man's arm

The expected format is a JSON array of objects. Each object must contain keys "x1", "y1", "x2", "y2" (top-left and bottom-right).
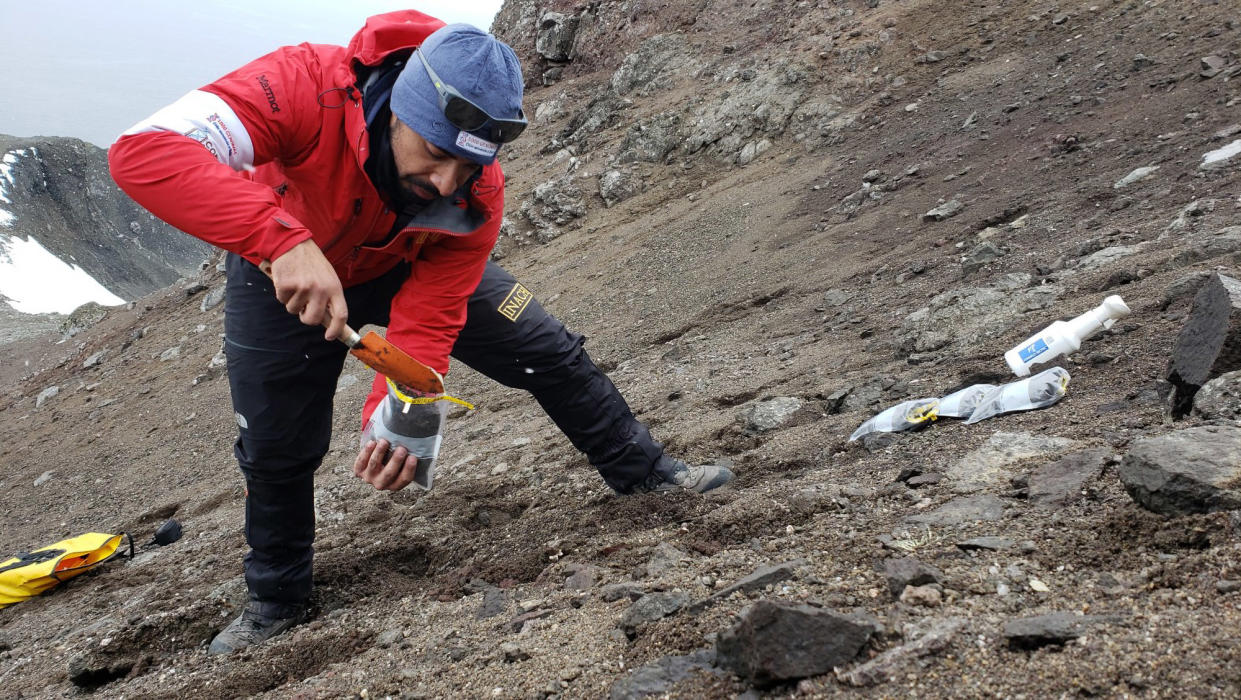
[{"x1": 108, "y1": 44, "x2": 347, "y2": 338}]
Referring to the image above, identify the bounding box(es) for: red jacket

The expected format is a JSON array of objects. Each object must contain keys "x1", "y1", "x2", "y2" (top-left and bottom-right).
[{"x1": 109, "y1": 11, "x2": 503, "y2": 423}]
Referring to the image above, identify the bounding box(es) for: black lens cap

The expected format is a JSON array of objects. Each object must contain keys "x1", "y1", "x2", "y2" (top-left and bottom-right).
[{"x1": 151, "y1": 519, "x2": 183, "y2": 546}]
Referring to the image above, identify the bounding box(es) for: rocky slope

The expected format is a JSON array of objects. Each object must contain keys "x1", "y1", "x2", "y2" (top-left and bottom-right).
[
  {"x1": 0, "y1": 134, "x2": 211, "y2": 309},
  {"x1": 1, "y1": 0, "x2": 1241, "y2": 698}
]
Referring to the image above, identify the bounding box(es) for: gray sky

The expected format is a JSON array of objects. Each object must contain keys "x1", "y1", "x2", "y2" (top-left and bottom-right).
[{"x1": 0, "y1": 1, "x2": 504, "y2": 147}]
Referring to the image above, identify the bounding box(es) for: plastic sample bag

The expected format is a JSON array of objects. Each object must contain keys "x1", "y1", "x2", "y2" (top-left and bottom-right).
[
  {"x1": 849, "y1": 398, "x2": 940, "y2": 442},
  {"x1": 963, "y1": 367, "x2": 1070, "y2": 425},
  {"x1": 362, "y1": 378, "x2": 475, "y2": 490},
  {"x1": 936, "y1": 384, "x2": 996, "y2": 420}
]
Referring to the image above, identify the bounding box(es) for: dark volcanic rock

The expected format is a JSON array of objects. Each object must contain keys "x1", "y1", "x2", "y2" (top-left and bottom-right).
[
  {"x1": 478, "y1": 587, "x2": 509, "y2": 619},
  {"x1": 600, "y1": 582, "x2": 646, "y2": 602},
  {"x1": 1003, "y1": 612, "x2": 1112, "y2": 650},
  {"x1": 1166, "y1": 274, "x2": 1241, "y2": 417},
  {"x1": 1118, "y1": 426, "x2": 1241, "y2": 515},
  {"x1": 715, "y1": 601, "x2": 873, "y2": 685},
  {"x1": 609, "y1": 649, "x2": 721, "y2": 699},
  {"x1": 884, "y1": 557, "x2": 944, "y2": 598}
]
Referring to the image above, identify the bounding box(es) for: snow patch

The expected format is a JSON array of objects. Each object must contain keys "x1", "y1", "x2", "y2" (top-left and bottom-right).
[
  {"x1": 0, "y1": 234, "x2": 125, "y2": 314},
  {"x1": 1202, "y1": 139, "x2": 1241, "y2": 169},
  {"x1": 0, "y1": 149, "x2": 26, "y2": 205}
]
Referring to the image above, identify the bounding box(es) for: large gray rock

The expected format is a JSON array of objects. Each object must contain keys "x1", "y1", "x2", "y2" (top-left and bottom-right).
[
  {"x1": 715, "y1": 601, "x2": 873, "y2": 686},
  {"x1": 948, "y1": 432, "x2": 1076, "y2": 493},
  {"x1": 1167, "y1": 274, "x2": 1241, "y2": 416},
  {"x1": 736, "y1": 139, "x2": 772, "y2": 166},
  {"x1": 907, "y1": 495, "x2": 1005, "y2": 526},
  {"x1": 82, "y1": 350, "x2": 107, "y2": 369},
  {"x1": 684, "y1": 65, "x2": 810, "y2": 160},
  {"x1": 610, "y1": 35, "x2": 689, "y2": 97},
  {"x1": 616, "y1": 112, "x2": 681, "y2": 164},
  {"x1": 1173, "y1": 227, "x2": 1241, "y2": 267},
  {"x1": 560, "y1": 91, "x2": 627, "y2": 146},
  {"x1": 1193, "y1": 370, "x2": 1241, "y2": 420},
  {"x1": 1028, "y1": 448, "x2": 1112, "y2": 507},
  {"x1": 600, "y1": 582, "x2": 646, "y2": 602},
  {"x1": 599, "y1": 170, "x2": 643, "y2": 207},
  {"x1": 961, "y1": 241, "x2": 1006, "y2": 275},
  {"x1": 619, "y1": 591, "x2": 689, "y2": 638},
  {"x1": 35, "y1": 385, "x2": 59, "y2": 408},
  {"x1": 1119, "y1": 426, "x2": 1241, "y2": 515},
  {"x1": 923, "y1": 200, "x2": 963, "y2": 221},
  {"x1": 521, "y1": 175, "x2": 586, "y2": 241},
  {"x1": 535, "y1": 11, "x2": 580, "y2": 62},
  {"x1": 1161, "y1": 271, "x2": 1213, "y2": 310},
  {"x1": 1075, "y1": 244, "x2": 1143, "y2": 271},
  {"x1": 900, "y1": 284, "x2": 1060, "y2": 357},
  {"x1": 477, "y1": 587, "x2": 508, "y2": 620},
  {"x1": 199, "y1": 285, "x2": 226, "y2": 312},
  {"x1": 737, "y1": 396, "x2": 802, "y2": 433}
]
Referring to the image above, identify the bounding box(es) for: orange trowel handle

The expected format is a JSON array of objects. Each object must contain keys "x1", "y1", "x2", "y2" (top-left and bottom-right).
[{"x1": 256, "y1": 260, "x2": 445, "y2": 394}]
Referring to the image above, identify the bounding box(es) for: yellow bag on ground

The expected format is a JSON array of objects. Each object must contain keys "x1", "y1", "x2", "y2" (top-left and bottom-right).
[{"x1": 0, "y1": 532, "x2": 132, "y2": 610}]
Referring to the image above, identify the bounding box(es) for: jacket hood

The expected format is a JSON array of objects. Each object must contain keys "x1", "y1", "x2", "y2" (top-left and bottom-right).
[{"x1": 344, "y1": 10, "x2": 447, "y2": 70}]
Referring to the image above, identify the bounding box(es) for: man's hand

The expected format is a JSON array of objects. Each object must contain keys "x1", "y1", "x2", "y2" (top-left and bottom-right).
[
  {"x1": 269, "y1": 239, "x2": 349, "y2": 341},
  {"x1": 353, "y1": 439, "x2": 420, "y2": 491}
]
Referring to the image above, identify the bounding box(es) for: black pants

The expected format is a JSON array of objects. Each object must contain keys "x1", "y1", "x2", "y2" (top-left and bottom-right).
[{"x1": 224, "y1": 255, "x2": 663, "y2": 612}]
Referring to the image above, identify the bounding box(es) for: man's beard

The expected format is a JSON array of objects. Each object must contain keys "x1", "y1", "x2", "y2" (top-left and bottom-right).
[
  {"x1": 370, "y1": 122, "x2": 436, "y2": 215},
  {"x1": 394, "y1": 175, "x2": 437, "y2": 212}
]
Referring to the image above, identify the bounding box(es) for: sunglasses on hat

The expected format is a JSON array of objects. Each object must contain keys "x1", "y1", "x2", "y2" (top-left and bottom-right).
[{"x1": 415, "y1": 48, "x2": 527, "y2": 145}]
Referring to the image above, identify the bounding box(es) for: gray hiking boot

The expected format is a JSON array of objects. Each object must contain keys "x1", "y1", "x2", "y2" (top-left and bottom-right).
[
  {"x1": 207, "y1": 602, "x2": 306, "y2": 655},
  {"x1": 637, "y1": 455, "x2": 734, "y2": 494}
]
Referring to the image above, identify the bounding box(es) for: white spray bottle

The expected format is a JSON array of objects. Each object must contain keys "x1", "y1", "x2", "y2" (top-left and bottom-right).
[{"x1": 1004, "y1": 295, "x2": 1130, "y2": 377}]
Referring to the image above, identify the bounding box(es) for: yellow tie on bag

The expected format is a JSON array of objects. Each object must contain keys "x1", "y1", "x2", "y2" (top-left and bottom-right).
[{"x1": 0, "y1": 532, "x2": 132, "y2": 609}]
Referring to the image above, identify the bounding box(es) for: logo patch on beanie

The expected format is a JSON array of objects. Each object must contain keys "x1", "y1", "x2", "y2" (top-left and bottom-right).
[{"x1": 456, "y1": 131, "x2": 499, "y2": 159}]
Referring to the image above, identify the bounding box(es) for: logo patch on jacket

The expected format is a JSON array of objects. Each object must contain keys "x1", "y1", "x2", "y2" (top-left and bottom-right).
[
  {"x1": 256, "y1": 75, "x2": 281, "y2": 113},
  {"x1": 498, "y1": 283, "x2": 533, "y2": 321}
]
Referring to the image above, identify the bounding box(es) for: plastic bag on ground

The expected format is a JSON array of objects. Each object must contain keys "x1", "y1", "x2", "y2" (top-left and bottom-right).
[
  {"x1": 936, "y1": 384, "x2": 996, "y2": 420},
  {"x1": 963, "y1": 367, "x2": 1071, "y2": 425},
  {"x1": 849, "y1": 398, "x2": 940, "y2": 442}
]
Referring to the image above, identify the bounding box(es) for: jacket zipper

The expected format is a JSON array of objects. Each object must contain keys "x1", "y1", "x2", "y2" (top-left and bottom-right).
[{"x1": 323, "y1": 198, "x2": 365, "y2": 261}]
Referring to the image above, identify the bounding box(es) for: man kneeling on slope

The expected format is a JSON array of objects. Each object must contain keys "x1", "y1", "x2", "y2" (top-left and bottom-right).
[{"x1": 109, "y1": 13, "x2": 734, "y2": 655}]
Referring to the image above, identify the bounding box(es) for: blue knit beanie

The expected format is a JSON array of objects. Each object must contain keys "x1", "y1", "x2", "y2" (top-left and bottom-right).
[{"x1": 391, "y1": 24, "x2": 524, "y2": 166}]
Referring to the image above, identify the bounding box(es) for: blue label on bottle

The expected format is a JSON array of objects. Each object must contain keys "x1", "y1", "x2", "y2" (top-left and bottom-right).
[{"x1": 1019, "y1": 339, "x2": 1049, "y2": 362}]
